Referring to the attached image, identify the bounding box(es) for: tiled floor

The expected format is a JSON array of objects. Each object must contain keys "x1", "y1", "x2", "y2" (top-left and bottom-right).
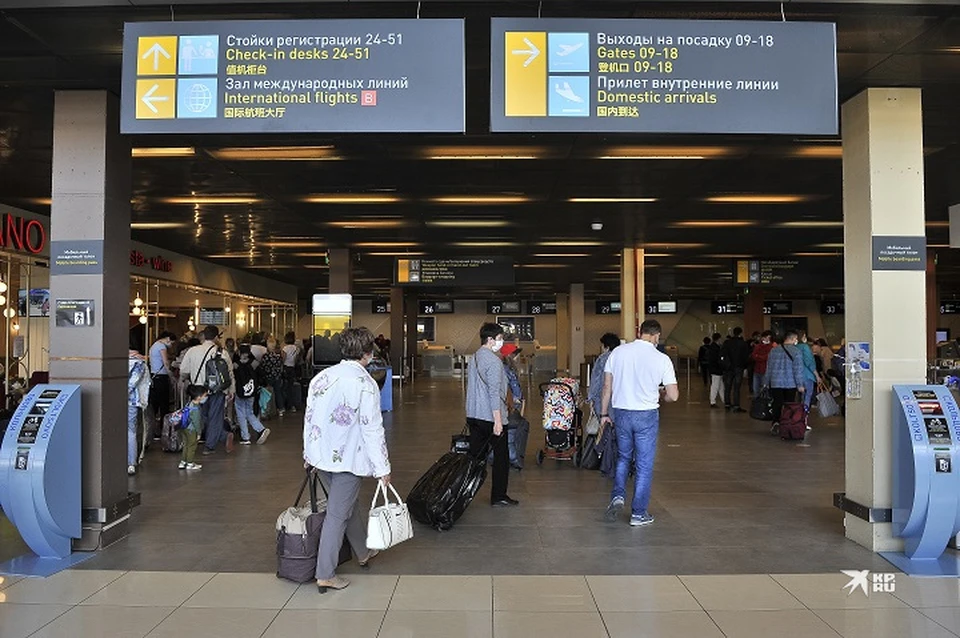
[
  {"x1": 2, "y1": 570, "x2": 960, "y2": 638},
  {"x1": 0, "y1": 376, "x2": 896, "y2": 575}
]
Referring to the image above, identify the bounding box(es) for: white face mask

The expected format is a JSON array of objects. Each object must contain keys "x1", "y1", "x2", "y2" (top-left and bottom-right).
[{"x1": 492, "y1": 338, "x2": 504, "y2": 352}]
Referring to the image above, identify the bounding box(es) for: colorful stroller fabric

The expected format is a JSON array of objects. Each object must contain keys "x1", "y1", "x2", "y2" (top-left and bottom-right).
[{"x1": 542, "y1": 377, "x2": 580, "y2": 431}]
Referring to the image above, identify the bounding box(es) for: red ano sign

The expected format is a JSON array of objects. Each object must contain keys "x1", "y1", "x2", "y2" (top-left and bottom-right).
[
  {"x1": 130, "y1": 250, "x2": 173, "y2": 273},
  {"x1": 0, "y1": 214, "x2": 46, "y2": 255}
]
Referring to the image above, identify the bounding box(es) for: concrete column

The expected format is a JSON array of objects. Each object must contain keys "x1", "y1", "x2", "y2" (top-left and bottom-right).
[
  {"x1": 328, "y1": 248, "x2": 352, "y2": 294},
  {"x1": 556, "y1": 293, "x2": 569, "y2": 374},
  {"x1": 744, "y1": 290, "x2": 765, "y2": 337},
  {"x1": 842, "y1": 88, "x2": 927, "y2": 552},
  {"x1": 404, "y1": 292, "x2": 418, "y2": 378},
  {"x1": 50, "y1": 91, "x2": 131, "y2": 550},
  {"x1": 570, "y1": 283, "x2": 585, "y2": 377},
  {"x1": 621, "y1": 247, "x2": 644, "y2": 339},
  {"x1": 389, "y1": 287, "x2": 404, "y2": 373}
]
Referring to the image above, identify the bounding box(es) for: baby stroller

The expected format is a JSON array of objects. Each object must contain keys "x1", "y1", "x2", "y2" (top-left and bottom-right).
[{"x1": 536, "y1": 377, "x2": 583, "y2": 466}]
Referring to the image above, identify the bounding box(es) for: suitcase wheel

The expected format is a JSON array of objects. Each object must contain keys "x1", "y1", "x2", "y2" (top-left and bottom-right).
[{"x1": 770, "y1": 423, "x2": 780, "y2": 436}]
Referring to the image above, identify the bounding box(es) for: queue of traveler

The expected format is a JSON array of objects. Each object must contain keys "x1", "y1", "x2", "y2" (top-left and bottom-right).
[{"x1": 126, "y1": 325, "x2": 310, "y2": 475}]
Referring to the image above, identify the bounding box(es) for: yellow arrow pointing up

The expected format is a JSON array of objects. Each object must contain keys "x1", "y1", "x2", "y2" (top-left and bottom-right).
[{"x1": 136, "y1": 36, "x2": 178, "y2": 76}]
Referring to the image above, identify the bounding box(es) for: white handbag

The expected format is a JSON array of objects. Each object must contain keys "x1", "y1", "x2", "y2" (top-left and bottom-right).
[{"x1": 366, "y1": 481, "x2": 414, "y2": 551}]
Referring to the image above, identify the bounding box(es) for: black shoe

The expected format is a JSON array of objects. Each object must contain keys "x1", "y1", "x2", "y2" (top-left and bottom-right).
[
  {"x1": 201, "y1": 449, "x2": 215, "y2": 456},
  {"x1": 492, "y1": 496, "x2": 520, "y2": 507}
]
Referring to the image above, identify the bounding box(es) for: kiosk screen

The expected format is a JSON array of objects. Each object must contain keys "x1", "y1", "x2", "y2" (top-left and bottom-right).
[
  {"x1": 17, "y1": 417, "x2": 42, "y2": 444},
  {"x1": 925, "y1": 417, "x2": 952, "y2": 446}
]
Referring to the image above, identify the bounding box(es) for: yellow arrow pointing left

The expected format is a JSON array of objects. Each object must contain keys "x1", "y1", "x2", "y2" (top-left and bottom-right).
[{"x1": 135, "y1": 79, "x2": 175, "y2": 119}]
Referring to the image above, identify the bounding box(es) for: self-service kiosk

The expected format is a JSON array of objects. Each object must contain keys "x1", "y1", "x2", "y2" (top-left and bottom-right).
[
  {"x1": 883, "y1": 385, "x2": 960, "y2": 575},
  {"x1": 0, "y1": 385, "x2": 84, "y2": 575}
]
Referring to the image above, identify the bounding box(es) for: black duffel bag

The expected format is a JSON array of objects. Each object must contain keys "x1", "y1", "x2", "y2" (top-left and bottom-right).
[
  {"x1": 407, "y1": 451, "x2": 487, "y2": 531},
  {"x1": 750, "y1": 387, "x2": 775, "y2": 421}
]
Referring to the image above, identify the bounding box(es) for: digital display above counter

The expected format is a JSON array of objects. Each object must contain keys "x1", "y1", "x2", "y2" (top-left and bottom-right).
[
  {"x1": 122, "y1": 19, "x2": 466, "y2": 134},
  {"x1": 763, "y1": 301, "x2": 793, "y2": 315},
  {"x1": 646, "y1": 300, "x2": 678, "y2": 314},
  {"x1": 418, "y1": 300, "x2": 455, "y2": 315},
  {"x1": 712, "y1": 300, "x2": 744, "y2": 314},
  {"x1": 488, "y1": 301, "x2": 521, "y2": 315},
  {"x1": 596, "y1": 300, "x2": 621, "y2": 315},
  {"x1": 526, "y1": 300, "x2": 557, "y2": 315},
  {"x1": 735, "y1": 258, "x2": 843, "y2": 289},
  {"x1": 490, "y1": 18, "x2": 837, "y2": 134}
]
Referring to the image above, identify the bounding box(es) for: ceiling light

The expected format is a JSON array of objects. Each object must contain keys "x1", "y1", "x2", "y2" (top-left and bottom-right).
[
  {"x1": 927, "y1": 221, "x2": 950, "y2": 228},
  {"x1": 423, "y1": 146, "x2": 543, "y2": 160},
  {"x1": 366, "y1": 252, "x2": 427, "y2": 257},
  {"x1": 675, "y1": 264, "x2": 722, "y2": 269},
  {"x1": 247, "y1": 265, "x2": 296, "y2": 269},
  {"x1": 327, "y1": 220, "x2": 407, "y2": 229},
  {"x1": 704, "y1": 254, "x2": 753, "y2": 259},
  {"x1": 291, "y1": 252, "x2": 329, "y2": 258},
  {"x1": 597, "y1": 146, "x2": 731, "y2": 160},
  {"x1": 670, "y1": 221, "x2": 757, "y2": 228},
  {"x1": 568, "y1": 197, "x2": 657, "y2": 203},
  {"x1": 520, "y1": 264, "x2": 567, "y2": 268},
  {"x1": 354, "y1": 242, "x2": 421, "y2": 248},
  {"x1": 704, "y1": 195, "x2": 811, "y2": 204},
  {"x1": 131, "y1": 147, "x2": 196, "y2": 158},
  {"x1": 538, "y1": 240, "x2": 609, "y2": 247},
  {"x1": 261, "y1": 241, "x2": 325, "y2": 248},
  {"x1": 206, "y1": 253, "x2": 262, "y2": 259},
  {"x1": 303, "y1": 194, "x2": 402, "y2": 204},
  {"x1": 791, "y1": 145, "x2": 842, "y2": 159},
  {"x1": 210, "y1": 146, "x2": 338, "y2": 161},
  {"x1": 777, "y1": 221, "x2": 843, "y2": 228},
  {"x1": 131, "y1": 222, "x2": 192, "y2": 229},
  {"x1": 452, "y1": 241, "x2": 520, "y2": 247},
  {"x1": 793, "y1": 252, "x2": 842, "y2": 257},
  {"x1": 591, "y1": 221, "x2": 604, "y2": 231},
  {"x1": 163, "y1": 196, "x2": 261, "y2": 205},
  {"x1": 532, "y1": 253, "x2": 591, "y2": 258},
  {"x1": 816, "y1": 243, "x2": 845, "y2": 249},
  {"x1": 643, "y1": 243, "x2": 708, "y2": 249},
  {"x1": 431, "y1": 195, "x2": 530, "y2": 204},
  {"x1": 426, "y1": 220, "x2": 512, "y2": 228}
]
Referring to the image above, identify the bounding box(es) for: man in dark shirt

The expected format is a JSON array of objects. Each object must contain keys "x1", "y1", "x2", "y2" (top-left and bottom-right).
[{"x1": 721, "y1": 327, "x2": 751, "y2": 413}]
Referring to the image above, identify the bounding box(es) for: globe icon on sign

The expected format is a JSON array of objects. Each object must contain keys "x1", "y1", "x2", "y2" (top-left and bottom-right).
[{"x1": 187, "y1": 83, "x2": 213, "y2": 114}]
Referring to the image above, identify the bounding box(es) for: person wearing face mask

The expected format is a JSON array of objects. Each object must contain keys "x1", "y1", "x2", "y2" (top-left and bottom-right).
[
  {"x1": 303, "y1": 327, "x2": 391, "y2": 594},
  {"x1": 465, "y1": 322, "x2": 515, "y2": 507},
  {"x1": 600, "y1": 320, "x2": 679, "y2": 527}
]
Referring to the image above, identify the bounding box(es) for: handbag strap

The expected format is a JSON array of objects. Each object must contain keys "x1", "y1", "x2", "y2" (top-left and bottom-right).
[
  {"x1": 370, "y1": 480, "x2": 404, "y2": 510},
  {"x1": 298, "y1": 467, "x2": 330, "y2": 513}
]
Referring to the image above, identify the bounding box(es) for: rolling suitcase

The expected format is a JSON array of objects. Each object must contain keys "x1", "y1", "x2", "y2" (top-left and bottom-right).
[
  {"x1": 779, "y1": 402, "x2": 808, "y2": 440},
  {"x1": 407, "y1": 451, "x2": 487, "y2": 531},
  {"x1": 276, "y1": 469, "x2": 351, "y2": 583}
]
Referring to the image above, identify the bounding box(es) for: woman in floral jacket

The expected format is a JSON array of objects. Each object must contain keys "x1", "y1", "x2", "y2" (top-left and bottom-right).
[{"x1": 303, "y1": 327, "x2": 391, "y2": 594}]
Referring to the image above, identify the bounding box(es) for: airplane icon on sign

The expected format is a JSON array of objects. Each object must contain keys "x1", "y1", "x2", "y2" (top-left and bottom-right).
[{"x1": 556, "y1": 42, "x2": 584, "y2": 57}]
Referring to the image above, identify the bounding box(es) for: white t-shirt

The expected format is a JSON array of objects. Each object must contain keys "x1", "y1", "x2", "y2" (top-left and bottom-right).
[
  {"x1": 604, "y1": 339, "x2": 678, "y2": 411},
  {"x1": 282, "y1": 344, "x2": 301, "y2": 367}
]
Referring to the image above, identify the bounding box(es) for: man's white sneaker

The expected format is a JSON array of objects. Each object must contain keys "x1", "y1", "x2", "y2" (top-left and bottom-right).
[
  {"x1": 604, "y1": 497, "x2": 624, "y2": 523},
  {"x1": 630, "y1": 513, "x2": 655, "y2": 527},
  {"x1": 178, "y1": 461, "x2": 187, "y2": 470},
  {"x1": 239, "y1": 439, "x2": 252, "y2": 445},
  {"x1": 127, "y1": 465, "x2": 136, "y2": 476},
  {"x1": 185, "y1": 463, "x2": 202, "y2": 471}
]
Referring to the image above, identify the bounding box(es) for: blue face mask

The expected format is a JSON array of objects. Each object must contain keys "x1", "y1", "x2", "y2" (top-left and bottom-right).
[{"x1": 199, "y1": 396, "x2": 208, "y2": 405}]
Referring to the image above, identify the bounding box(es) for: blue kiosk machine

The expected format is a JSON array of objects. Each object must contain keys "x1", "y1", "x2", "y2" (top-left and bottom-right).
[
  {"x1": 0, "y1": 385, "x2": 87, "y2": 576},
  {"x1": 884, "y1": 385, "x2": 960, "y2": 575}
]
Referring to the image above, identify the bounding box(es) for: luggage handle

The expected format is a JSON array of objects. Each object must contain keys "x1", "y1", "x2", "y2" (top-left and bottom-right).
[
  {"x1": 295, "y1": 467, "x2": 330, "y2": 513},
  {"x1": 370, "y1": 480, "x2": 405, "y2": 510}
]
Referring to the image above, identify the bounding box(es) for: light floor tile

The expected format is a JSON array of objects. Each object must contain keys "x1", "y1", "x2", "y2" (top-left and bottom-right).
[
  {"x1": 604, "y1": 611, "x2": 725, "y2": 638},
  {"x1": 587, "y1": 576, "x2": 702, "y2": 612},
  {"x1": 709, "y1": 609, "x2": 841, "y2": 638},
  {"x1": 772, "y1": 573, "x2": 907, "y2": 610},
  {"x1": 0, "y1": 603, "x2": 71, "y2": 638},
  {"x1": 146, "y1": 607, "x2": 280, "y2": 638},
  {"x1": 182, "y1": 572, "x2": 298, "y2": 609},
  {"x1": 918, "y1": 607, "x2": 960, "y2": 634},
  {"x1": 494, "y1": 611, "x2": 608, "y2": 638},
  {"x1": 493, "y1": 576, "x2": 597, "y2": 613},
  {"x1": 82, "y1": 571, "x2": 216, "y2": 607},
  {"x1": 816, "y1": 607, "x2": 959, "y2": 638},
  {"x1": 680, "y1": 575, "x2": 804, "y2": 611},
  {"x1": 284, "y1": 575, "x2": 398, "y2": 611},
  {"x1": 262, "y1": 610, "x2": 383, "y2": 638},
  {"x1": 28, "y1": 604, "x2": 175, "y2": 638},
  {"x1": 0, "y1": 575, "x2": 22, "y2": 591},
  {"x1": 0, "y1": 569, "x2": 125, "y2": 605},
  {"x1": 379, "y1": 610, "x2": 492, "y2": 638},
  {"x1": 892, "y1": 576, "x2": 960, "y2": 608},
  {"x1": 390, "y1": 576, "x2": 492, "y2": 611}
]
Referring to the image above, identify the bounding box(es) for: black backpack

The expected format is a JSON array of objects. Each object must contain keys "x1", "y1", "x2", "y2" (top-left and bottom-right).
[
  {"x1": 199, "y1": 346, "x2": 232, "y2": 394},
  {"x1": 235, "y1": 360, "x2": 258, "y2": 398}
]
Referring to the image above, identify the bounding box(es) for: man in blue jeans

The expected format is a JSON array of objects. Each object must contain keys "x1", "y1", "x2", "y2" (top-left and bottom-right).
[{"x1": 599, "y1": 319, "x2": 679, "y2": 527}]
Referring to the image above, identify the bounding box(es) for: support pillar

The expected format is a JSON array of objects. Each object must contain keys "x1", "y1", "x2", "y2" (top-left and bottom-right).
[
  {"x1": 328, "y1": 248, "x2": 352, "y2": 295},
  {"x1": 744, "y1": 290, "x2": 765, "y2": 337},
  {"x1": 927, "y1": 250, "x2": 938, "y2": 362},
  {"x1": 404, "y1": 292, "x2": 418, "y2": 379},
  {"x1": 842, "y1": 88, "x2": 927, "y2": 552},
  {"x1": 570, "y1": 283, "x2": 585, "y2": 377},
  {"x1": 621, "y1": 247, "x2": 644, "y2": 340},
  {"x1": 50, "y1": 91, "x2": 131, "y2": 550},
  {"x1": 556, "y1": 293, "x2": 569, "y2": 374},
  {"x1": 389, "y1": 287, "x2": 404, "y2": 373}
]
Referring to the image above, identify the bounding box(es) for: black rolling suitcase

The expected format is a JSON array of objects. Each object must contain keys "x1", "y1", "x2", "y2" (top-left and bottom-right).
[
  {"x1": 276, "y1": 469, "x2": 351, "y2": 583},
  {"x1": 407, "y1": 451, "x2": 487, "y2": 531}
]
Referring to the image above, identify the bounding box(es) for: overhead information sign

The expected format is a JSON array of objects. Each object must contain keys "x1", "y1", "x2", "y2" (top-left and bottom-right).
[
  {"x1": 121, "y1": 19, "x2": 466, "y2": 134},
  {"x1": 490, "y1": 18, "x2": 837, "y2": 134},
  {"x1": 396, "y1": 257, "x2": 514, "y2": 287},
  {"x1": 735, "y1": 258, "x2": 842, "y2": 289}
]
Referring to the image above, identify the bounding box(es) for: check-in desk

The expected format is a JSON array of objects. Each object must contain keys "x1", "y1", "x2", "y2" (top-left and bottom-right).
[
  {"x1": 420, "y1": 344, "x2": 455, "y2": 377},
  {"x1": 882, "y1": 385, "x2": 960, "y2": 575},
  {"x1": 531, "y1": 344, "x2": 557, "y2": 374}
]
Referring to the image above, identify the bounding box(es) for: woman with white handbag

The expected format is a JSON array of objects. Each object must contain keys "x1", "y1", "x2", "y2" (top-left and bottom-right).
[{"x1": 303, "y1": 327, "x2": 393, "y2": 594}]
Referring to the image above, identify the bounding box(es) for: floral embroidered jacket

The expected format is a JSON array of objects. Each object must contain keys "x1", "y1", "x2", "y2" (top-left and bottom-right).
[{"x1": 303, "y1": 360, "x2": 391, "y2": 478}]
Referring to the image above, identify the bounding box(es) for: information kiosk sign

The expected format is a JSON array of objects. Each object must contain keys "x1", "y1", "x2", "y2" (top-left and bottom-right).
[
  {"x1": 122, "y1": 19, "x2": 466, "y2": 133},
  {"x1": 491, "y1": 18, "x2": 837, "y2": 134}
]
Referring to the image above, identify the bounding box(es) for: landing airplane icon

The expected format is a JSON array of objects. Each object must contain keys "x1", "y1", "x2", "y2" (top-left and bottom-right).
[
  {"x1": 556, "y1": 42, "x2": 584, "y2": 57},
  {"x1": 555, "y1": 81, "x2": 584, "y2": 103},
  {"x1": 511, "y1": 37, "x2": 541, "y2": 67}
]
